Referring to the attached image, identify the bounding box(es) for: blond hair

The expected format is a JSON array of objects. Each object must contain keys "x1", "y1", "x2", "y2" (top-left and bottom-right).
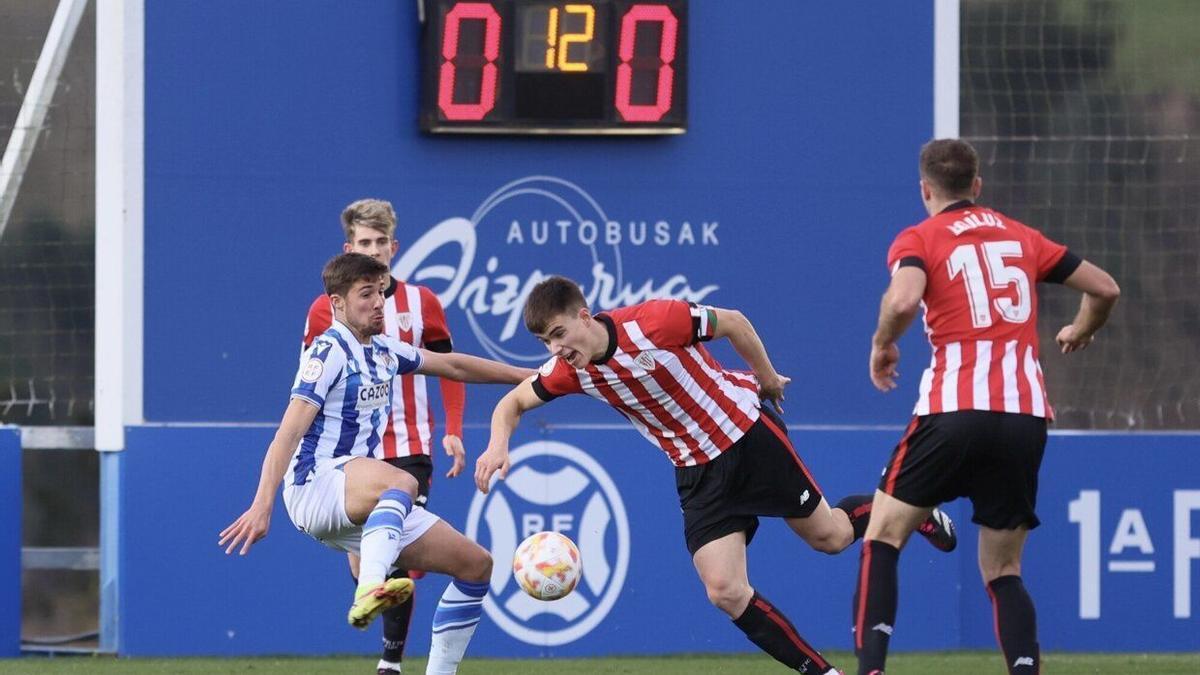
[{"x1": 340, "y1": 198, "x2": 397, "y2": 241}]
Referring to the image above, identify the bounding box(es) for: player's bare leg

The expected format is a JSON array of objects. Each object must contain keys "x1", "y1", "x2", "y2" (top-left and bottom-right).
[
  {"x1": 693, "y1": 532, "x2": 840, "y2": 674},
  {"x1": 344, "y1": 458, "x2": 420, "y2": 522},
  {"x1": 397, "y1": 520, "x2": 492, "y2": 675},
  {"x1": 786, "y1": 498, "x2": 856, "y2": 553},
  {"x1": 862, "y1": 490, "x2": 930, "y2": 549},
  {"x1": 979, "y1": 526, "x2": 1027, "y2": 581},
  {"x1": 692, "y1": 531, "x2": 753, "y2": 617},
  {"x1": 396, "y1": 520, "x2": 491, "y2": 581},
  {"x1": 979, "y1": 526, "x2": 1039, "y2": 674},
  {"x1": 783, "y1": 493, "x2": 954, "y2": 558}
]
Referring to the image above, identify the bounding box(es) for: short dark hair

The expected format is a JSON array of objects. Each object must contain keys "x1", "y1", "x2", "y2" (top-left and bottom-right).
[
  {"x1": 322, "y1": 252, "x2": 389, "y2": 297},
  {"x1": 919, "y1": 139, "x2": 979, "y2": 196},
  {"x1": 524, "y1": 276, "x2": 587, "y2": 334}
]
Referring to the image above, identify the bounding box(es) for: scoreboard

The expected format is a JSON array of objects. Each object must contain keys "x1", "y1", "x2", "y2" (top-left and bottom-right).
[{"x1": 421, "y1": 0, "x2": 687, "y2": 134}]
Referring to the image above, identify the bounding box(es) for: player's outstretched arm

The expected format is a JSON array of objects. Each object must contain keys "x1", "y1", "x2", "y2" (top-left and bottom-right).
[
  {"x1": 1056, "y1": 260, "x2": 1120, "y2": 353},
  {"x1": 417, "y1": 350, "x2": 534, "y2": 384},
  {"x1": 711, "y1": 307, "x2": 790, "y2": 412},
  {"x1": 870, "y1": 266, "x2": 928, "y2": 392},
  {"x1": 475, "y1": 377, "x2": 545, "y2": 494},
  {"x1": 218, "y1": 398, "x2": 318, "y2": 555}
]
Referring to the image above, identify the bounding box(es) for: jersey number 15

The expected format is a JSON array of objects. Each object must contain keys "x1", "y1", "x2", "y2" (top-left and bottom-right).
[{"x1": 947, "y1": 241, "x2": 1031, "y2": 328}]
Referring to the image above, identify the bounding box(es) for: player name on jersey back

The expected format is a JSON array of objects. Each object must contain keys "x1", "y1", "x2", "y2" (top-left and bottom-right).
[{"x1": 947, "y1": 210, "x2": 1006, "y2": 236}]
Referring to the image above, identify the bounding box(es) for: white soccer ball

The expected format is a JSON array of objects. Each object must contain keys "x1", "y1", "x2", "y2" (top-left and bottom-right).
[{"x1": 512, "y1": 531, "x2": 582, "y2": 601}]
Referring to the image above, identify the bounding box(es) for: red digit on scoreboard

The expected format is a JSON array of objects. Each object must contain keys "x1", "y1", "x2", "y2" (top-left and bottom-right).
[
  {"x1": 437, "y1": 2, "x2": 502, "y2": 121},
  {"x1": 614, "y1": 4, "x2": 678, "y2": 123}
]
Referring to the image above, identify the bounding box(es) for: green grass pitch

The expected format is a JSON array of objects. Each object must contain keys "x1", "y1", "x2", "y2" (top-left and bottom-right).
[{"x1": 3, "y1": 652, "x2": 1199, "y2": 674}]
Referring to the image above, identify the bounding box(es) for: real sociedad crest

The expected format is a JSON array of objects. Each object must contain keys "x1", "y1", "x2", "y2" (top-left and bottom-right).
[{"x1": 465, "y1": 441, "x2": 631, "y2": 645}]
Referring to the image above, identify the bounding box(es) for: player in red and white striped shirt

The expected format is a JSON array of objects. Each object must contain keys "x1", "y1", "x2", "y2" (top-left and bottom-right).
[
  {"x1": 854, "y1": 140, "x2": 1120, "y2": 675},
  {"x1": 474, "y1": 276, "x2": 956, "y2": 675},
  {"x1": 302, "y1": 199, "x2": 467, "y2": 675}
]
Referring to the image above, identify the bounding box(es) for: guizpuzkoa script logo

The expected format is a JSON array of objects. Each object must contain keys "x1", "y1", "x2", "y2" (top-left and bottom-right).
[{"x1": 393, "y1": 176, "x2": 720, "y2": 364}]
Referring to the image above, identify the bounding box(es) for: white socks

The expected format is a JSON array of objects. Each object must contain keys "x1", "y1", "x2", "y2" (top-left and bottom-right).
[
  {"x1": 358, "y1": 489, "x2": 412, "y2": 586},
  {"x1": 425, "y1": 579, "x2": 488, "y2": 674}
]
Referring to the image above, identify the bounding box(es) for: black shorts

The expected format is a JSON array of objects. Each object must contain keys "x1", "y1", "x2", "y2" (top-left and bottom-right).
[
  {"x1": 879, "y1": 411, "x2": 1047, "y2": 530},
  {"x1": 386, "y1": 455, "x2": 433, "y2": 507},
  {"x1": 675, "y1": 407, "x2": 823, "y2": 556}
]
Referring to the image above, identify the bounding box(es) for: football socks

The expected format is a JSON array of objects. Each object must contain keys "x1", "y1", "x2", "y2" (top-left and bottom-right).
[
  {"x1": 426, "y1": 578, "x2": 488, "y2": 674},
  {"x1": 733, "y1": 590, "x2": 834, "y2": 674},
  {"x1": 359, "y1": 489, "x2": 413, "y2": 586},
  {"x1": 987, "y1": 575, "x2": 1040, "y2": 674},
  {"x1": 853, "y1": 540, "x2": 899, "y2": 675},
  {"x1": 834, "y1": 494, "x2": 874, "y2": 541}
]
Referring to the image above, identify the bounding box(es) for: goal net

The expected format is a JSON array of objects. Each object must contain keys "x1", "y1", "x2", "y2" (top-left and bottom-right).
[
  {"x1": 961, "y1": 0, "x2": 1200, "y2": 429},
  {"x1": 0, "y1": 1, "x2": 95, "y2": 425}
]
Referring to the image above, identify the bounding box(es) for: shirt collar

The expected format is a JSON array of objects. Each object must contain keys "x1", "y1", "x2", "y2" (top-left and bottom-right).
[
  {"x1": 939, "y1": 200, "x2": 975, "y2": 214},
  {"x1": 593, "y1": 313, "x2": 618, "y2": 364}
]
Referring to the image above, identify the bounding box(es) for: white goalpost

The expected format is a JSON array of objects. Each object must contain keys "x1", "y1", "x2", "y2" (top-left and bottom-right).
[{"x1": 95, "y1": 0, "x2": 144, "y2": 653}]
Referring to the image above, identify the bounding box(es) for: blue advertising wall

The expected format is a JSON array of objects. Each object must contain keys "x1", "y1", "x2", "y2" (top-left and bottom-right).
[
  {"x1": 122, "y1": 427, "x2": 1200, "y2": 656},
  {"x1": 131, "y1": 0, "x2": 1200, "y2": 659},
  {"x1": 143, "y1": 0, "x2": 933, "y2": 427},
  {"x1": 0, "y1": 428, "x2": 19, "y2": 657}
]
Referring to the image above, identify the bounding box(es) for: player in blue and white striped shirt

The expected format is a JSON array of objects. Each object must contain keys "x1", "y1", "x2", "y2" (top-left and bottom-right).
[{"x1": 220, "y1": 253, "x2": 532, "y2": 674}]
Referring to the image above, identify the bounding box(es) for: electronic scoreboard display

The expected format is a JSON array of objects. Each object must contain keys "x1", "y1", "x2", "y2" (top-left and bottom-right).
[{"x1": 420, "y1": 0, "x2": 687, "y2": 134}]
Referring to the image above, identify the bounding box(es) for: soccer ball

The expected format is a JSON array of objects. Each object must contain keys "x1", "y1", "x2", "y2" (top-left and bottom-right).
[{"x1": 512, "y1": 531, "x2": 582, "y2": 601}]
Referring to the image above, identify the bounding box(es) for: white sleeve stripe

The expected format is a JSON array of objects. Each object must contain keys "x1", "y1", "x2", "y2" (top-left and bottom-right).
[{"x1": 290, "y1": 392, "x2": 323, "y2": 409}]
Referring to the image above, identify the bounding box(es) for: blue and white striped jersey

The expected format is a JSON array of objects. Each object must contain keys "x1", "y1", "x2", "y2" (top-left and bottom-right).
[{"x1": 287, "y1": 319, "x2": 422, "y2": 486}]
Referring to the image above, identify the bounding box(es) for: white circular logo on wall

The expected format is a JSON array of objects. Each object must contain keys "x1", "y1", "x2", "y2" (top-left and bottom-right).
[{"x1": 466, "y1": 441, "x2": 630, "y2": 646}]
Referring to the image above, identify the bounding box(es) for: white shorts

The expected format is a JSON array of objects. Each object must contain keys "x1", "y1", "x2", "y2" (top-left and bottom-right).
[{"x1": 282, "y1": 456, "x2": 440, "y2": 556}]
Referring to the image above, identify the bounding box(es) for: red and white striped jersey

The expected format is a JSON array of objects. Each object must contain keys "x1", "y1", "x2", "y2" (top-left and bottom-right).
[
  {"x1": 888, "y1": 202, "x2": 1080, "y2": 419},
  {"x1": 533, "y1": 299, "x2": 762, "y2": 467},
  {"x1": 302, "y1": 276, "x2": 465, "y2": 458}
]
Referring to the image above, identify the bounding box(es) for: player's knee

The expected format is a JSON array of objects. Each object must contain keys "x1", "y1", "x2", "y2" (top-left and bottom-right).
[
  {"x1": 458, "y1": 544, "x2": 493, "y2": 584},
  {"x1": 979, "y1": 558, "x2": 1022, "y2": 583},
  {"x1": 811, "y1": 528, "x2": 851, "y2": 554},
  {"x1": 703, "y1": 577, "x2": 751, "y2": 616},
  {"x1": 802, "y1": 521, "x2": 851, "y2": 554},
  {"x1": 383, "y1": 470, "x2": 418, "y2": 497}
]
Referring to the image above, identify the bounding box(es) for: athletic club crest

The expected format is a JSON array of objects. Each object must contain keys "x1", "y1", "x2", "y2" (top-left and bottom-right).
[
  {"x1": 396, "y1": 312, "x2": 413, "y2": 332},
  {"x1": 634, "y1": 352, "x2": 656, "y2": 371}
]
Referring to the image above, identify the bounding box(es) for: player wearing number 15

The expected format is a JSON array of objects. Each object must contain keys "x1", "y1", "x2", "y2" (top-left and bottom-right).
[{"x1": 854, "y1": 139, "x2": 1120, "y2": 675}]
